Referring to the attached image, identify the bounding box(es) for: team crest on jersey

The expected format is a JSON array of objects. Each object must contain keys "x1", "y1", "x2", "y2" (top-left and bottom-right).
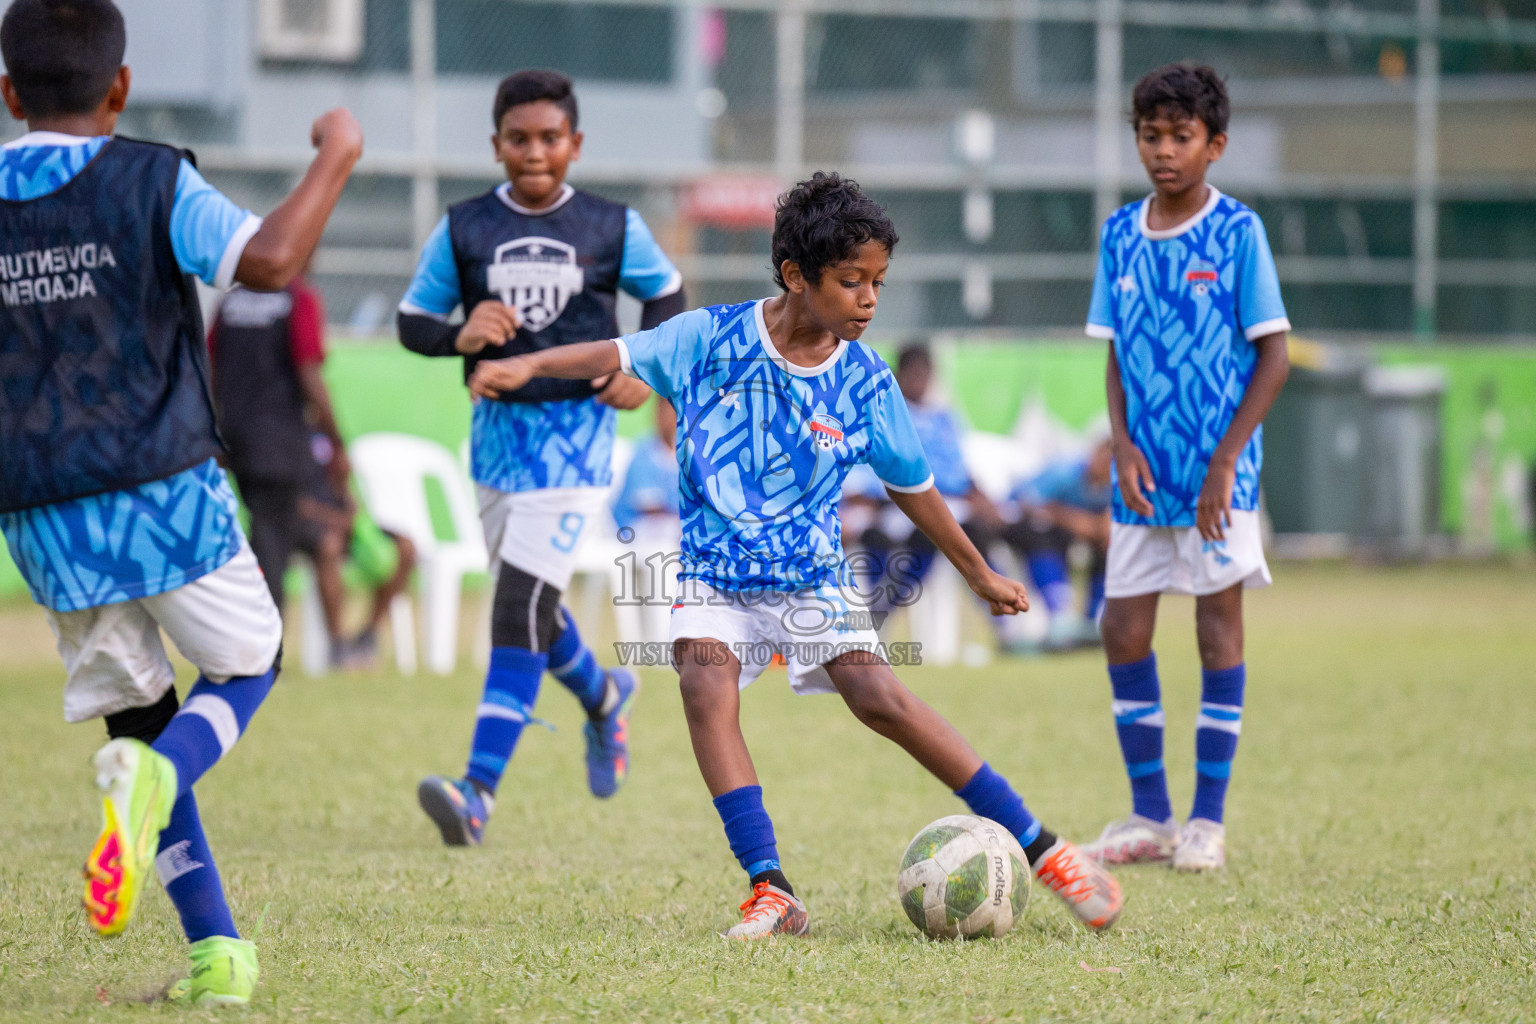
[
  {"x1": 1186, "y1": 259, "x2": 1218, "y2": 296},
  {"x1": 486, "y1": 237, "x2": 585, "y2": 332},
  {"x1": 809, "y1": 413, "x2": 844, "y2": 451}
]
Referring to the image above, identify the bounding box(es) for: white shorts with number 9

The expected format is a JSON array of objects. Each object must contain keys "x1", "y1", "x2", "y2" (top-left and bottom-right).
[{"x1": 477, "y1": 485, "x2": 613, "y2": 591}]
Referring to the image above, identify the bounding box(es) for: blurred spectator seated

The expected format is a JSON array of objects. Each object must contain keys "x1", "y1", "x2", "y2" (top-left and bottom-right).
[
  {"x1": 855, "y1": 344, "x2": 1006, "y2": 622},
  {"x1": 1000, "y1": 436, "x2": 1113, "y2": 652},
  {"x1": 298, "y1": 434, "x2": 418, "y2": 670}
]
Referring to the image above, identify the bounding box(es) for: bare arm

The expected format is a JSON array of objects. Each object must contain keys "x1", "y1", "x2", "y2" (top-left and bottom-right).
[
  {"x1": 1196, "y1": 331, "x2": 1290, "y2": 540},
  {"x1": 1106, "y1": 341, "x2": 1157, "y2": 518},
  {"x1": 886, "y1": 485, "x2": 1028, "y2": 615},
  {"x1": 234, "y1": 109, "x2": 363, "y2": 291},
  {"x1": 467, "y1": 340, "x2": 622, "y2": 400}
]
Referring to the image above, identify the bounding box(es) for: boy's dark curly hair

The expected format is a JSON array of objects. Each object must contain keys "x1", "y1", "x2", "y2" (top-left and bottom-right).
[
  {"x1": 494, "y1": 68, "x2": 578, "y2": 132},
  {"x1": 1131, "y1": 63, "x2": 1229, "y2": 140},
  {"x1": 770, "y1": 172, "x2": 899, "y2": 291},
  {"x1": 0, "y1": 0, "x2": 125, "y2": 118}
]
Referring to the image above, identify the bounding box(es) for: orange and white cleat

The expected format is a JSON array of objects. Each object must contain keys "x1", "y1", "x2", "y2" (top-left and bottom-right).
[
  {"x1": 723, "y1": 882, "x2": 810, "y2": 940},
  {"x1": 83, "y1": 739, "x2": 177, "y2": 937},
  {"x1": 1034, "y1": 838, "x2": 1124, "y2": 931}
]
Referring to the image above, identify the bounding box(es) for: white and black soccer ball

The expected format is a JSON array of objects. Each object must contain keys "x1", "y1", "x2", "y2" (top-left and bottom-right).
[{"x1": 897, "y1": 814, "x2": 1030, "y2": 940}]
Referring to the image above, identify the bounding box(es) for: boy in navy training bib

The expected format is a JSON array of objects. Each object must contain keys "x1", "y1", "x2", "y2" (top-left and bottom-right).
[
  {"x1": 1081, "y1": 64, "x2": 1291, "y2": 872},
  {"x1": 468, "y1": 172, "x2": 1126, "y2": 939},
  {"x1": 0, "y1": 0, "x2": 361, "y2": 1004},
  {"x1": 396, "y1": 69, "x2": 687, "y2": 846}
]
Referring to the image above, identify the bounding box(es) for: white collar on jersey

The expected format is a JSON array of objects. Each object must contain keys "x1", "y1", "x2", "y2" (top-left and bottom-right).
[
  {"x1": 1137, "y1": 184, "x2": 1223, "y2": 240},
  {"x1": 753, "y1": 298, "x2": 849, "y2": 378},
  {"x1": 494, "y1": 181, "x2": 575, "y2": 216},
  {"x1": 3, "y1": 130, "x2": 104, "y2": 149}
]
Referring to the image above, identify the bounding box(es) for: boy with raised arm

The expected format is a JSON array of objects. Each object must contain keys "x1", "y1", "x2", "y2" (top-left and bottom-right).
[
  {"x1": 0, "y1": 0, "x2": 361, "y2": 1003},
  {"x1": 469, "y1": 172, "x2": 1123, "y2": 938}
]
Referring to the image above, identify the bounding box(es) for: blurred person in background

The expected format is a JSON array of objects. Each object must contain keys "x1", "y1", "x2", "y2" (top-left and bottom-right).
[
  {"x1": 611, "y1": 396, "x2": 680, "y2": 642},
  {"x1": 1001, "y1": 435, "x2": 1113, "y2": 652},
  {"x1": 208, "y1": 261, "x2": 348, "y2": 615},
  {"x1": 294, "y1": 434, "x2": 417, "y2": 669},
  {"x1": 857, "y1": 343, "x2": 1004, "y2": 617}
]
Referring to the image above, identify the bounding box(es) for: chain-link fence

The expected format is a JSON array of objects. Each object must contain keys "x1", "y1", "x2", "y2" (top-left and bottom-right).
[{"x1": 20, "y1": 0, "x2": 1535, "y2": 338}]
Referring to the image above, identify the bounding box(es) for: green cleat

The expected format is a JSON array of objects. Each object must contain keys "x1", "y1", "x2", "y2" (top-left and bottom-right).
[
  {"x1": 165, "y1": 936, "x2": 260, "y2": 1007},
  {"x1": 83, "y1": 738, "x2": 177, "y2": 937}
]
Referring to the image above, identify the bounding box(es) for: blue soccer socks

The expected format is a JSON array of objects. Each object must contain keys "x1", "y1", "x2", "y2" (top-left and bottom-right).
[
  {"x1": 955, "y1": 762, "x2": 1044, "y2": 850},
  {"x1": 547, "y1": 608, "x2": 614, "y2": 717},
  {"x1": 1027, "y1": 551, "x2": 1075, "y2": 617},
  {"x1": 156, "y1": 791, "x2": 238, "y2": 943},
  {"x1": 713, "y1": 785, "x2": 781, "y2": 879},
  {"x1": 465, "y1": 646, "x2": 547, "y2": 795},
  {"x1": 1108, "y1": 654, "x2": 1174, "y2": 824},
  {"x1": 152, "y1": 667, "x2": 277, "y2": 799},
  {"x1": 1191, "y1": 664, "x2": 1246, "y2": 824}
]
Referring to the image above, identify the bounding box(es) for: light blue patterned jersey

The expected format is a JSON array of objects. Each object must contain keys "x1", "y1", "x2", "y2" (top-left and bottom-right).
[
  {"x1": 0, "y1": 459, "x2": 243, "y2": 612},
  {"x1": 1087, "y1": 188, "x2": 1290, "y2": 527},
  {"x1": 618, "y1": 299, "x2": 933, "y2": 592},
  {"x1": 0, "y1": 132, "x2": 257, "y2": 611},
  {"x1": 401, "y1": 195, "x2": 680, "y2": 493},
  {"x1": 908, "y1": 402, "x2": 972, "y2": 497}
]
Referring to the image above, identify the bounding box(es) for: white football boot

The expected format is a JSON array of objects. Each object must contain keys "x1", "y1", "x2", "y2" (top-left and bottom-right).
[
  {"x1": 1082, "y1": 814, "x2": 1180, "y2": 865},
  {"x1": 1172, "y1": 817, "x2": 1226, "y2": 872}
]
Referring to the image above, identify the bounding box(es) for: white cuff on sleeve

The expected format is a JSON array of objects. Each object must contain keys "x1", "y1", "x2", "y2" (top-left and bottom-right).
[
  {"x1": 214, "y1": 213, "x2": 262, "y2": 290},
  {"x1": 1244, "y1": 317, "x2": 1291, "y2": 341},
  {"x1": 614, "y1": 337, "x2": 637, "y2": 378},
  {"x1": 1085, "y1": 323, "x2": 1115, "y2": 340},
  {"x1": 882, "y1": 475, "x2": 935, "y2": 495}
]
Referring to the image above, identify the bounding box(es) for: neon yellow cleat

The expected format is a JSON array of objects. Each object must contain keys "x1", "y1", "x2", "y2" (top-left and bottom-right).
[
  {"x1": 82, "y1": 739, "x2": 176, "y2": 937},
  {"x1": 166, "y1": 936, "x2": 260, "y2": 1007}
]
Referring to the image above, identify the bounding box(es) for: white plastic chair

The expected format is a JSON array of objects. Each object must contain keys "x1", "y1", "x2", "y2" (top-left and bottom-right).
[{"x1": 351, "y1": 433, "x2": 488, "y2": 675}]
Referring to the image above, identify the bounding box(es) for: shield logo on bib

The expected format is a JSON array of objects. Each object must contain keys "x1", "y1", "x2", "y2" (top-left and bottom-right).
[{"x1": 486, "y1": 237, "x2": 586, "y2": 332}]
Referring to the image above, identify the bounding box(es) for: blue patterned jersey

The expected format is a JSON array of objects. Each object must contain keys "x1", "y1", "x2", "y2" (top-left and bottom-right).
[
  {"x1": 617, "y1": 299, "x2": 933, "y2": 592},
  {"x1": 0, "y1": 133, "x2": 258, "y2": 611},
  {"x1": 1087, "y1": 188, "x2": 1290, "y2": 526},
  {"x1": 400, "y1": 188, "x2": 680, "y2": 493}
]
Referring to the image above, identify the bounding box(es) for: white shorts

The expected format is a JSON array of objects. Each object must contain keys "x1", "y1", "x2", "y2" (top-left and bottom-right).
[
  {"x1": 669, "y1": 580, "x2": 884, "y2": 695},
  {"x1": 477, "y1": 485, "x2": 612, "y2": 591},
  {"x1": 46, "y1": 543, "x2": 283, "y2": 723},
  {"x1": 1105, "y1": 509, "x2": 1272, "y2": 599}
]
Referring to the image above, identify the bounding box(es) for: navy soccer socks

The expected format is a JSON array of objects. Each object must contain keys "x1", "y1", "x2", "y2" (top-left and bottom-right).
[
  {"x1": 465, "y1": 646, "x2": 547, "y2": 797},
  {"x1": 547, "y1": 608, "x2": 616, "y2": 718},
  {"x1": 157, "y1": 792, "x2": 239, "y2": 941},
  {"x1": 1107, "y1": 654, "x2": 1174, "y2": 823},
  {"x1": 152, "y1": 667, "x2": 277, "y2": 799},
  {"x1": 713, "y1": 785, "x2": 790, "y2": 893},
  {"x1": 954, "y1": 762, "x2": 1056, "y2": 865},
  {"x1": 1191, "y1": 664, "x2": 1245, "y2": 823}
]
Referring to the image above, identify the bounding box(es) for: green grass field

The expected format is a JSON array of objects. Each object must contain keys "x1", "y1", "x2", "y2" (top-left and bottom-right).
[{"x1": 2, "y1": 563, "x2": 1534, "y2": 1022}]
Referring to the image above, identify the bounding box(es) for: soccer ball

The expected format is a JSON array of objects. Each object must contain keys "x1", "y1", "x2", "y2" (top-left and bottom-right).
[{"x1": 897, "y1": 815, "x2": 1031, "y2": 940}]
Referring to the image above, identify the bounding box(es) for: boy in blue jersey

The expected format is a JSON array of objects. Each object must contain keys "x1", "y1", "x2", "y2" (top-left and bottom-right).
[
  {"x1": 1082, "y1": 64, "x2": 1291, "y2": 872},
  {"x1": 469, "y1": 172, "x2": 1124, "y2": 939},
  {"x1": 0, "y1": 0, "x2": 361, "y2": 1004},
  {"x1": 396, "y1": 70, "x2": 686, "y2": 844}
]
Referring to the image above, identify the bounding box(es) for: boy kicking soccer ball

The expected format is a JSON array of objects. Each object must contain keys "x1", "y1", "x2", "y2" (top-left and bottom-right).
[
  {"x1": 0, "y1": 0, "x2": 360, "y2": 1003},
  {"x1": 468, "y1": 172, "x2": 1123, "y2": 938},
  {"x1": 397, "y1": 69, "x2": 686, "y2": 844},
  {"x1": 1082, "y1": 64, "x2": 1290, "y2": 872}
]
